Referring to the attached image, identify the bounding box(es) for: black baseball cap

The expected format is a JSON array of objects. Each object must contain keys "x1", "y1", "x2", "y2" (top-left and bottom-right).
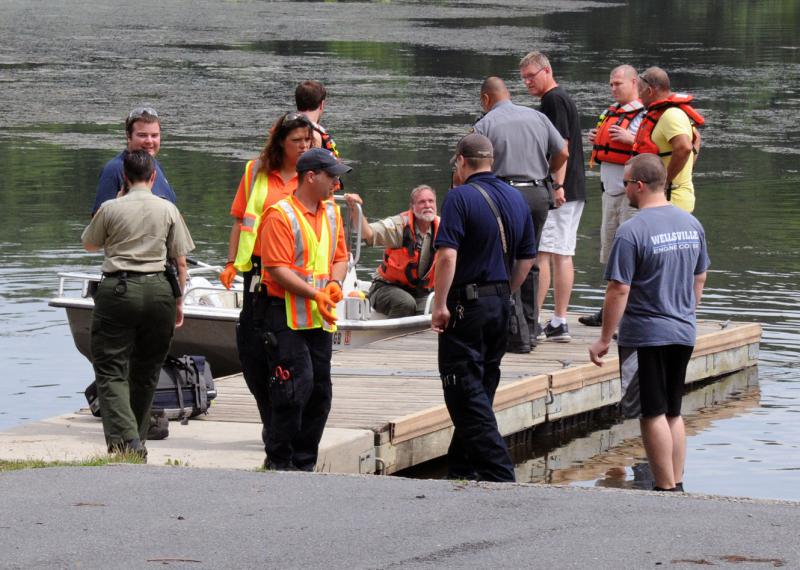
[
  {"x1": 450, "y1": 133, "x2": 494, "y2": 165},
  {"x1": 296, "y1": 148, "x2": 352, "y2": 175}
]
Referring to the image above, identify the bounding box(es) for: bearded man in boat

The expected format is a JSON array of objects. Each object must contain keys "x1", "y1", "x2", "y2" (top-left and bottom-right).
[{"x1": 343, "y1": 185, "x2": 439, "y2": 317}]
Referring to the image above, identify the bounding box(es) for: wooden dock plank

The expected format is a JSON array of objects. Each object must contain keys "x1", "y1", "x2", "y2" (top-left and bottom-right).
[{"x1": 204, "y1": 315, "x2": 761, "y2": 473}]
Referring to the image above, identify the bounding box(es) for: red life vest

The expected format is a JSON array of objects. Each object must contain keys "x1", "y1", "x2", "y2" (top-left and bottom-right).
[
  {"x1": 633, "y1": 94, "x2": 705, "y2": 157},
  {"x1": 377, "y1": 210, "x2": 439, "y2": 293},
  {"x1": 590, "y1": 100, "x2": 645, "y2": 166}
]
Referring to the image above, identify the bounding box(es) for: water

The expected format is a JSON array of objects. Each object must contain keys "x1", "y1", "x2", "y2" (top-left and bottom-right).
[{"x1": 1, "y1": 0, "x2": 798, "y2": 499}]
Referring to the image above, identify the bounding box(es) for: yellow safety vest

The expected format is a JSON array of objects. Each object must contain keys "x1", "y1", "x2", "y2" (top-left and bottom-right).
[
  {"x1": 269, "y1": 196, "x2": 342, "y2": 332},
  {"x1": 234, "y1": 159, "x2": 269, "y2": 272}
]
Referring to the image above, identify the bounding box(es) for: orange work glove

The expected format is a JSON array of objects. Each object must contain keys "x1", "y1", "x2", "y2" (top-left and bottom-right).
[
  {"x1": 314, "y1": 290, "x2": 337, "y2": 325},
  {"x1": 220, "y1": 263, "x2": 237, "y2": 290},
  {"x1": 324, "y1": 280, "x2": 343, "y2": 304}
]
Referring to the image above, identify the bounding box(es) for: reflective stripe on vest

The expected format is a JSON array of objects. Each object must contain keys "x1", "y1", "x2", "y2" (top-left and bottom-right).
[
  {"x1": 590, "y1": 101, "x2": 645, "y2": 167},
  {"x1": 271, "y1": 197, "x2": 341, "y2": 332},
  {"x1": 233, "y1": 159, "x2": 269, "y2": 272}
]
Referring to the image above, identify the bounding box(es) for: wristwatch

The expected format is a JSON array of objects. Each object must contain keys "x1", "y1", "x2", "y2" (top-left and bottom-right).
[{"x1": 553, "y1": 183, "x2": 564, "y2": 191}]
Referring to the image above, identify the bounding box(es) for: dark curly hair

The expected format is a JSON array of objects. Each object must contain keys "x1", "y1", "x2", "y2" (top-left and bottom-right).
[{"x1": 258, "y1": 112, "x2": 313, "y2": 174}]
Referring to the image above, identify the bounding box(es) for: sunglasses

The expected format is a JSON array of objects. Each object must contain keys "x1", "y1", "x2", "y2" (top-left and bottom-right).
[
  {"x1": 127, "y1": 106, "x2": 158, "y2": 120},
  {"x1": 281, "y1": 111, "x2": 312, "y2": 128},
  {"x1": 638, "y1": 74, "x2": 654, "y2": 88}
]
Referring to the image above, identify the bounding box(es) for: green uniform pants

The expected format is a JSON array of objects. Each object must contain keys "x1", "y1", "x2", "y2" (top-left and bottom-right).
[
  {"x1": 90, "y1": 273, "x2": 176, "y2": 447},
  {"x1": 368, "y1": 280, "x2": 430, "y2": 318}
]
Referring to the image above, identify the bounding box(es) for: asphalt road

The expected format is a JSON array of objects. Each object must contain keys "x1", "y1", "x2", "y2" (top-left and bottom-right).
[{"x1": 1, "y1": 466, "x2": 798, "y2": 569}]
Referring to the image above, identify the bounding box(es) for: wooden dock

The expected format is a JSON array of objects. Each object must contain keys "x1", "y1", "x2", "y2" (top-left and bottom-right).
[{"x1": 204, "y1": 315, "x2": 762, "y2": 475}]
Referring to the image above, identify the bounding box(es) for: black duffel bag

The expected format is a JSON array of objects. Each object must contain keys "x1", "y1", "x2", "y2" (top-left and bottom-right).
[{"x1": 85, "y1": 355, "x2": 217, "y2": 422}]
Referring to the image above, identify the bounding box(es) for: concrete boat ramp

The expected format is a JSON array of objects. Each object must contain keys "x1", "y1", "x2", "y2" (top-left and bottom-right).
[{"x1": 0, "y1": 315, "x2": 761, "y2": 475}]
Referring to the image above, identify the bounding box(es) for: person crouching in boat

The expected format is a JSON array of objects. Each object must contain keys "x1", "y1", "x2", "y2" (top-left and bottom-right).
[
  {"x1": 218, "y1": 111, "x2": 313, "y2": 453},
  {"x1": 256, "y1": 148, "x2": 352, "y2": 470},
  {"x1": 342, "y1": 185, "x2": 439, "y2": 317},
  {"x1": 82, "y1": 150, "x2": 194, "y2": 460}
]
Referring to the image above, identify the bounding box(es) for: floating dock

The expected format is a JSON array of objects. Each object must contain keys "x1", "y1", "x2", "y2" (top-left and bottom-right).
[{"x1": 0, "y1": 315, "x2": 761, "y2": 474}]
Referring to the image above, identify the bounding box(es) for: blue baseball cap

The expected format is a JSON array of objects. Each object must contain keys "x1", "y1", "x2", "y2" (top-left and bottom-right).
[{"x1": 296, "y1": 148, "x2": 352, "y2": 175}]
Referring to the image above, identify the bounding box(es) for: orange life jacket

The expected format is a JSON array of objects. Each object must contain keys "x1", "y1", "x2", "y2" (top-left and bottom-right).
[
  {"x1": 633, "y1": 94, "x2": 705, "y2": 157},
  {"x1": 377, "y1": 210, "x2": 439, "y2": 293},
  {"x1": 589, "y1": 100, "x2": 645, "y2": 167}
]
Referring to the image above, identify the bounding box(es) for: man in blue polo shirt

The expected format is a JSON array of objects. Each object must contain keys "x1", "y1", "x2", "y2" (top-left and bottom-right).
[
  {"x1": 91, "y1": 106, "x2": 176, "y2": 215},
  {"x1": 432, "y1": 133, "x2": 536, "y2": 482}
]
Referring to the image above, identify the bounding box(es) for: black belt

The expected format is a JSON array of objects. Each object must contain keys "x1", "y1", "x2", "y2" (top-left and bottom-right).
[
  {"x1": 102, "y1": 270, "x2": 164, "y2": 278},
  {"x1": 449, "y1": 281, "x2": 510, "y2": 301},
  {"x1": 501, "y1": 177, "x2": 547, "y2": 188}
]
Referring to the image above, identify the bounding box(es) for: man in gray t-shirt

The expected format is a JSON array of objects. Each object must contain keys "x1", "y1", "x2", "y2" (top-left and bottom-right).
[{"x1": 589, "y1": 154, "x2": 708, "y2": 493}]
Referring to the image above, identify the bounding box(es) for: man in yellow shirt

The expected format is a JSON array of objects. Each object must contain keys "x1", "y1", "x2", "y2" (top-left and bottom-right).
[{"x1": 635, "y1": 67, "x2": 703, "y2": 213}]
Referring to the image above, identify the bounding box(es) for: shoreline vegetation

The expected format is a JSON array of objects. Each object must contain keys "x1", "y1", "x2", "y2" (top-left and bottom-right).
[{"x1": 0, "y1": 454, "x2": 147, "y2": 472}]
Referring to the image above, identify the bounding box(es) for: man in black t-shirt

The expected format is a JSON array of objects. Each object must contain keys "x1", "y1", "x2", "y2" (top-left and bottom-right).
[{"x1": 519, "y1": 51, "x2": 587, "y2": 343}]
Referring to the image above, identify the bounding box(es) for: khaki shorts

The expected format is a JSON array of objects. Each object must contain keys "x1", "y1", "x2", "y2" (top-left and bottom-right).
[
  {"x1": 538, "y1": 200, "x2": 585, "y2": 256},
  {"x1": 600, "y1": 192, "x2": 637, "y2": 264}
]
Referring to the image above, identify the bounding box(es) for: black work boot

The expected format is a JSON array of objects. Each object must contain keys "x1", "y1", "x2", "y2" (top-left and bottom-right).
[{"x1": 578, "y1": 308, "x2": 603, "y2": 327}]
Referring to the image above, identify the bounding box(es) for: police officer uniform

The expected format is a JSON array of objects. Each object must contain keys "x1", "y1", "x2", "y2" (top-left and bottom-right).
[
  {"x1": 435, "y1": 136, "x2": 537, "y2": 482},
  {"x1": 473, "y1": 99, "x2": 565, "y2": 350},
  {"x1": 82, "y1": 156, "x2": 194, "y2": 456}
]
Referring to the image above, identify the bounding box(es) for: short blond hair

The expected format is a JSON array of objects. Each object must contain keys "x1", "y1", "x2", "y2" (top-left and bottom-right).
[{"x1": 519, "y1": 51, "x2": 551, "y2": 72}]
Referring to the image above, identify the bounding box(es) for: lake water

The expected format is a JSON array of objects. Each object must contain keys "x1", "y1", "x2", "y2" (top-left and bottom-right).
[{"x1": 1, "y1": 0, "x2": 798, "y2": 500}]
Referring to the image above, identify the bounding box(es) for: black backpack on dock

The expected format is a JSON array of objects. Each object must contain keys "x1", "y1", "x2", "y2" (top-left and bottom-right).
[{"x1": 85, "y1": 355, "x2": 217, "y2": 423}]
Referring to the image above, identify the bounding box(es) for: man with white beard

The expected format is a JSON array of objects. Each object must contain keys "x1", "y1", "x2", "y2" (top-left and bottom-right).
[{"x1": 344, "y1": 185, "x2": 439, "y2": 317}]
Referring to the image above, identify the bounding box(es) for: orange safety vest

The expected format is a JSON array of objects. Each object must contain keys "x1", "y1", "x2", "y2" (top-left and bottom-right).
[
  {"x1": 589, "y1": 100, "x2": 645, "y2": 167},
  {"x1": 633, "y1": 94, "x2": 705, "y2": 157},
  {"x1": 268, "y1": 196, "x2": 342, "y2": 332},
  {"x1": 377, "y1": 210, "x2": 439, "y2": 293}
]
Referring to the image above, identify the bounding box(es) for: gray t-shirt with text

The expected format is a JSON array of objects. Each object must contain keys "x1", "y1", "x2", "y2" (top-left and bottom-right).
[{"x1": 605, "y1": 205, "x2": 709, "y2": 347}]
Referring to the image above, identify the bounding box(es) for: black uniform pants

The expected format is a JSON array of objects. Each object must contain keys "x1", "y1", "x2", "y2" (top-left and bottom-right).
[
  {"x1": 235, "y1": 256, "x2": 272, "y2": 450},
  {"x1": 438, "y1": 293, "x2": 515, "y2": 482},
  {"x1": 513, "y1": 184, "x2": 549, "y2": 343},
  {"x1": 259, "y1": 301, "x2": 333, "y2": 471}
]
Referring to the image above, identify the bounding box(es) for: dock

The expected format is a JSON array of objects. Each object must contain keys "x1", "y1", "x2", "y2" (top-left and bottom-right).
[{"x1": 0, "y1": 315, "x2": 761, "y2": 474}]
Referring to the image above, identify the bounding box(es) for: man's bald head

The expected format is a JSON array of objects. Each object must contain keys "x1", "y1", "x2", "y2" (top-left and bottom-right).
[
  {"x1": 638, "y1": 66, "x2": 671, "y2": 105},
  {"x1": 612, "y1": 64, "x2": 638, "y2": 81},
  {"x1": 480, "y1": 76, "x2": 510, "y2": 111},
  {"x1": 610, "y1": 64, "x2": 639, "y2": 105}
]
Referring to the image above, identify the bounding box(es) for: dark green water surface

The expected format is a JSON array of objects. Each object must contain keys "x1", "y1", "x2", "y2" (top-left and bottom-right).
[{"x1": 1, "y1": 0, "x2": 798, "y2": 499}]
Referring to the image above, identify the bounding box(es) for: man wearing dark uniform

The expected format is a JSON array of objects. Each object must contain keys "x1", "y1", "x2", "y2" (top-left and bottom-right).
[
  {"x1": 432, "y1": 134, "x2": 536, "y2": 482},
  {"x1": 82, "y1": 150, "x2": 194, "y2": 458}
]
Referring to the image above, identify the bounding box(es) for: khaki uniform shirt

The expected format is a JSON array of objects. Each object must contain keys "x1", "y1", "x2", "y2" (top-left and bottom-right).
[
  {"x1": 82, "y1": 185, "x2": 195, "y2": 273},
  {"x1": 367, "y1": 214, "x2": 408, "y2": 249}
]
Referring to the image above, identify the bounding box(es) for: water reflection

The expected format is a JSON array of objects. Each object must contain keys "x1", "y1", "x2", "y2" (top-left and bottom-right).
[
  {"x1": 515, "y1": 369, "x2": 766, "y2": 494},
  {"x1": 0, "y1": 0, "x2": 798, "y2": 499}
]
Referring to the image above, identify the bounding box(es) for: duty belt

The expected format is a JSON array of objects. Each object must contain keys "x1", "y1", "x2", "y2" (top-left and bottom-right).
[
  {"x1": 501, "y1": 177, "x2": 547, "y2": 188},
  {"x1": 449, "y1": 281, "x2": 510, "y2": 301},
  {"x1": 102, "y1": 270, "x2": 164, "y2": 278}
]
